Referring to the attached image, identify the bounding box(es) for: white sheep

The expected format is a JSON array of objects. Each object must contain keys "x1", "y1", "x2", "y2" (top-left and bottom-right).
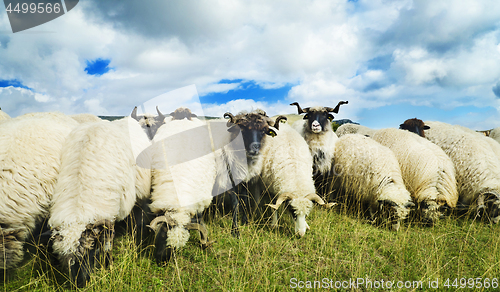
[
  {"x1": 372, "y1": 128, "x2": 458, "y2": 224},
  {"x1": 147, "y1": 112, "x2": 218, "y2": 263},
  {"x1": 70, "y1": 113, "x2": 102, "y2": 123},
  {"x1": 0, "y1": 113, "x2": 78, "y2": 271},
  {"x1": 331, "y1": 134, "x2": 414, "y2": 231},
  {"x1": 48, "y1": 116, "x2": 151, "y2": 287},
  {"x1": 422, "y1": 121, "x2": 500, "y2": 223},
  {"x1": 260, "y1": 123, "x2": 330, "y2": 236},
  {"x1": 454, "y1": 125, "x2": 500, "y2": 159},
  {"x1": 335, "y1": 123, "x2": 376, "y2": 138}
]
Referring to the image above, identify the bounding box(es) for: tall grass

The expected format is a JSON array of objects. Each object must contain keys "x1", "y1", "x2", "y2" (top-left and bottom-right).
[{"x1": 3, "y1": 206, "x2": 500, "y2": 291}]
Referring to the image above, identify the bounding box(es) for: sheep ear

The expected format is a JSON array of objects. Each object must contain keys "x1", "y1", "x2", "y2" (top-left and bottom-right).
[
  {"x1": 423, "y1": 125, "x2": 430, "y2": 130},
  {"x1": 227, "y1": 124, "x2": 240, "y2": 133},
  {"x1": 327, "y1": 114, "x2": 334, "y2": 121},
  {"x1": 266, "y1": 128, "x2": 277, "y2": 137},
  {"x1": 303, "y1": 114, "x2": 309, "y2": 120}
]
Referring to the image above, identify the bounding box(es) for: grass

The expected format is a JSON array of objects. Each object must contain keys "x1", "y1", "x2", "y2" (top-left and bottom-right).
[{"x1": 2, "y1": 207, "x2": 500, "y2": 291}]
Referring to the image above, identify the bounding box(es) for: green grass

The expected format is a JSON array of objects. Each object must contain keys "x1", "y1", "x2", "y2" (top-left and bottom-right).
[{"x1": 3, "y1": 209, "x2": 500, "y2": 291}]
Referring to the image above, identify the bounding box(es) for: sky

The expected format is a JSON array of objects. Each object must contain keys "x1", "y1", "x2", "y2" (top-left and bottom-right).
[{"x1": 1, "y1": 0, "x2": 500, "y2": 130}]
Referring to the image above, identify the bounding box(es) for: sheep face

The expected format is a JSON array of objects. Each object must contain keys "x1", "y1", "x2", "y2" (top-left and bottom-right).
[
  {"x1": 399, "y1": 118, "x2": 430, "y2": 137},
  {"x1": 169, "y1": 107, "x2": 198, "y2": 120},
  {"x1": 290, "y1": 101, "x2": 348, "y2": 134},
  {"x1": 57, "y1": 222, "x2": 114, "y2": 288},
  {"x1": 289, "y1": 198, "x2": 313, "y2": 237},
  {"x1": 419, "y1": 200, "x2": 446, "y2": 226},
  {"x1": 131, "y1": 106, "x2": 166, "y2": 140},
  {"x1": 304, "y1": 109, "x2": 333, "y2": 134},
  {"x1": 377, "y1": 200, "x2": 414, "y2": 231},
  {"x1": 225, "y1": 112, "x2": 277, "y2": 161}
]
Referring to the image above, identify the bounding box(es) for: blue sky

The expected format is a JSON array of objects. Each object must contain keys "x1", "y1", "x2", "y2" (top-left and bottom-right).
[{"x1": 1, "y1": 0, "x2": 500, "y2": 130}]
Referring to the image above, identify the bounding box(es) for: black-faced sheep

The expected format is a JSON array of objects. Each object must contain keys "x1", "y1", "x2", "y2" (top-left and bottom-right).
[
  {"x1": 47, "y1": 114, "x2": 152, "y2": 287},
  {"x1": 331, "y1": 134, "x2": 414, "y2": 231},
  {"x1": 215, "y1": 110, "x2": 283, "y2": 238},
  {"x1": 290, "y1": 101, "x2": 348, "y2": 199},
  {"x1": 146, "y1": 108, "x2": 216, "y2": 264},
  {"x1": 403, "y1": 119, "x2": 500, "y2": 223},
  {"x1": 372, "y1": 128, "x2": 458, "y2": 225},
  {"x1": 0, "y1": 113, "x2": 78, "y2": 272},
  {"x1": 259, "y1": 122, "x2": 330, "y2": 236}
]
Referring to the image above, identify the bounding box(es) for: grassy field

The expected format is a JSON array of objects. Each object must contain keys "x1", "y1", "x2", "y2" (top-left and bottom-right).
[{"x1": 2, "y1": 206, "x2": 500, "y2": 291}]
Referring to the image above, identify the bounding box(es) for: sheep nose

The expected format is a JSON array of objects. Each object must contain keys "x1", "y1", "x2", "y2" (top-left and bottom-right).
[
  {"x1": 312, "y1": 120, "x2": 320, "y2": 127},
  {"x1": 248, "y1": 142, "x2": 260, "y2": 155}
]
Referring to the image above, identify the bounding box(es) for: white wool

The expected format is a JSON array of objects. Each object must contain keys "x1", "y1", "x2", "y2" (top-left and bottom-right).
[
  {"x1": 49, "y1": 117, "x2": 151, "y2": 255},
  {"x1": 490, "y1": 127, "x2": 500, "y2": 143},
  {"x1": 149, "y1": 117, "x2": 216, "y2": 249},
  {"x1": 70, "y1": 113, "x2": 102, "y2": 124},
  {"x1": 455, "y1": 125, "x2": 500, "y2": 161},
  {"x1": 292, "y1": 119, "x2": 337, "y2": 175},
  {"x1": 336, "y1": 123, "x2": 376, "y2": 138},
  {"x1": 372, "y1": 128, "x2": 458, "y2": 222},
  {"x1": 260, "y1": 123, "x2": 318, "y2": 236},
  {"x1": 0, "y1": 109, "x2": 10, "y2": 120},
  {"x1": 0, "y1": 113, "x2": 78, "y2": 268},
  {"x1": 332, "y1": 134, "x2": 413, "y2": 226},
  {"x1": 424, "y1": 121, "x2": 500, "y2": 205}
]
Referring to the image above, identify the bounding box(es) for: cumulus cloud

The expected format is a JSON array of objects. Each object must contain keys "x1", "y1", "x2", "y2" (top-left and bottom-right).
[{"x1": 0, "y1": 0, "x2": 499, "y2": 127}]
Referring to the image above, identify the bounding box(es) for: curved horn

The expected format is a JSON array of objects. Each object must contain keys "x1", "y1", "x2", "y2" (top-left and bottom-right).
[
  {"x1": 156, "y1": 106, "x2": 165, "y2": 120},
  {"x1": 185, "y1": 223, "x2": 208, "y2": 244},
  {"x1": 224, "y1": 112, "x2": 235, "y2": 123},
  {"x1": 131, "y1": 106, "x2": 139, "y2": 121},
  {"x1": 267, "y1": 193, "x2": 296, "y2": 210},
  {"x1": 147, "y1": 215, "x2": 176, "y2": 231},
  {"x1": 290, "y1": 102, "x2": 308, "y2": 114},
  {"x1": 273, "y1": 115, "x2": 287, "y2": 130},
  {"x1": 305, "y1": 193, "x2": 326, "y2": 205},
  {"x1": 325, "y1": 101, "x2": 349, "y2": 114}
]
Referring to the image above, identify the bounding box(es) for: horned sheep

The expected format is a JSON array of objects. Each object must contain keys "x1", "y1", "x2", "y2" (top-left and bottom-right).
[
  {"x1": 290, "y1": 101, "x2": 348, "y2": 198},
  {"x1": 261, "y1": 123, "x2": 330, "y2": 236},
  {"x1": 146, "y1": 108, "x2": 217, "y2": 264},
  {"x1": 47, "y1": 115, "x2": 152, "y2": 287},
  {"x1": 372, "y1": 128, "x2": 458, "y2": 225},
  {"x1": 412, "y1": 121, "x2": 500, "y2": 223},
  {"x1": 0, "y1": 113, "x2": 78, "y2": 271},
  {"x1": 331, "y1": 134, "x2": 414, "y2": 231}
]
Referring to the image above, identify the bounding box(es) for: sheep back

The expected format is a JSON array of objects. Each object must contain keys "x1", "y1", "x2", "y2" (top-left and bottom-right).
[{"x1": 336, "y1": 123, "x2": 376, "y2": 138}]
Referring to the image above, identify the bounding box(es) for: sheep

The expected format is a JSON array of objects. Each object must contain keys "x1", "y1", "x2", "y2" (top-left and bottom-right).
[
  {"x1": 289, "y1": 101, "x2": 348, "y2": 199},
  {"x1": 47, "y1": 114, "x2": 152, "y2": 287},
  {"x1": 403, "y1": 119, "x2": 500, "y2": 223},
  {"x1": 330, "y1": 134, "x2": 414, "y2": 231},
  {"x1": 335, "y1": 123, "x2": 377, "y2": 138},
  {"x1": 214, "y1": 110, "x2": 283, "y2": 238},
  {"x1": 146, "y1": 109, "x2": 218, "y2": 263},
  {"x1": 372, "y1": 128, "x2": 458, "y2": 225},
  {"x1": 70, "y1": 113, "x2": 102, "y2": 123},
  {"x1": 454, "y1": 125, "x2": 500, "y2": 160},
  {"x1": 259, "y1": 122, "x2": 331, "y2": 236},
  {"x1": 0, "y1": 107, "x2": 10, "y2": 120},
  {"x1": 490, "y1": 127, "x2": 500, "y2": 143},
  {"x1": 0, "y1": 113, "x2": 78, "y2": 272}
]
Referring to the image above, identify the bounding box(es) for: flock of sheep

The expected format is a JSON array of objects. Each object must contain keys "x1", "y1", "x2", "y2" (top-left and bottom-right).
[{"x1": 1, "y1": 102, "x2": 499, "y2": 288}]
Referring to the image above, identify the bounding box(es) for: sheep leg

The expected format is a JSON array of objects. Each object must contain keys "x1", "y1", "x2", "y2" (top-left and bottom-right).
[
  {"x1": 239, "y1": 182, "x2": 250, "y2": 225},
  {"x1": 230, "y1": 188, "x2": 240, "y2": 238}
]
